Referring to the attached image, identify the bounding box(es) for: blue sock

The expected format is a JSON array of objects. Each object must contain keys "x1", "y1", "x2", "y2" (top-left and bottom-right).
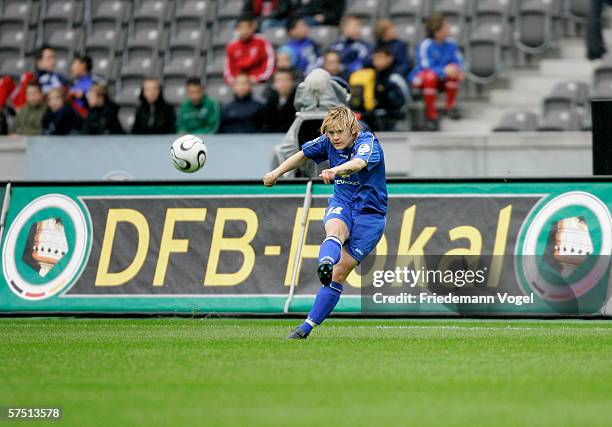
[
  {"x1": 299, "y1": 282, "x2": 344, "y2": 334},
  {"x1": 318, "y1": 236, "x2": 342, "y2": 265}
]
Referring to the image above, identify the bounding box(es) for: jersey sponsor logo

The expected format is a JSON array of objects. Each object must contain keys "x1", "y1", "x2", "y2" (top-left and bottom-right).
[
  {"x1": 327, "y1": 207, "x2": 344, "y2": 216},
  {"x1": 357, "y1": 144, "x2": 371, "y2": 156},
  {"x1": 334, "y1": 179, "x2": 360, "y2": 186}
]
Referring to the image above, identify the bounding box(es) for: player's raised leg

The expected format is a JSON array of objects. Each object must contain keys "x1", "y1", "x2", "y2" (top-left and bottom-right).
[{"x1": 288, "y1": 247, "x2": 358, "y2": 339}]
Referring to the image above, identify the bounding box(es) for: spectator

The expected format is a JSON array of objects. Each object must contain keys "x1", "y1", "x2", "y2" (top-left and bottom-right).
[
  {"x1": 373, "y1": 19, "x2": 411, "y2": 78},
  {"x1": 242, "y1": 0, "x2": 294, "y2": 31},
  {"x1": 42, "y1": 87, "x2": 82, "y2": 135},
  {"x1": 262, "y1": 69, "x2": 297, "y2": 132},
  {"x1": 283, "y1": 16, "x2": 319, "y2": 75},
  {"x1": 132, "y1": 78, "x2": 176, "y2": 134},
  {"x1": 297, "y1": 0, "x2": 345, "y2": 26},
  {"x1": 220, "y1": 73, "x2": 265, "y2": 133},
  {"x1": 0, "y1": 109, "x2": 7, "y2": 135},
  {"x1": 224, "y1": 14, "x2": 275, "y2": 85},
  {"x1": 276, "y1": 46, "x2": 303, "y2": 81},
  {"x1": 409, "y1": 12, "x2": 464, "y2": 131},
  {"x1": 587, "y1": 0, "x2": 612, "y2": 60},
  {"x1": 12, "y1": 82, "x2": 46, "y2": 135},
  {"x1": 358, "y1": 46, "x2": 410, "y2": 131},
  {"x1": 329, "y1": 16, "x2": 372, "y2": 75},
  {"x1": 83, "y1": 84, "x2": 124, "y2": 135},
  {"x1": 35, "y1": 45, "x2": 68, "y2": 95},
  {"x1": 177, "y1": 77, "x2": 221, "y2": 135},
  {"x1": 69, "y1": 55, "x2": 103, "y2": 116},
  {"x1": 322, "y1": 49, "x2": 348, "y2": 80}
]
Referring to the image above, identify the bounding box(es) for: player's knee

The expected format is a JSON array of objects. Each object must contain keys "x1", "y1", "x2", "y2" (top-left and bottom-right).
[{"x1": 422, "y1": 70, "x2": 438, "y2": 87}]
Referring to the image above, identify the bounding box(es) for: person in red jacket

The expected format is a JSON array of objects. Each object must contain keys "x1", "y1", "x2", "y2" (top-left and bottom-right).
[{"x1": 224, "y1": 14, "x2": 275, "y2": 85}]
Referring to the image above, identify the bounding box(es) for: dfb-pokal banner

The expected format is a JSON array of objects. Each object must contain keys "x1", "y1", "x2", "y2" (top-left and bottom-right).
[{"x1": 0, "y1": 180, "x2": 611, "y2": 316}]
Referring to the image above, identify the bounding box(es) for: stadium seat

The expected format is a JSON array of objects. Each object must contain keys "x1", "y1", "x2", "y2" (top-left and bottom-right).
[
  {"x1": 127, "y1": 16, "x2": 165, "y2": 51},
  {"x1": 175, "y1": 0, "x2": 210, "y2": 18},
  {"x1": 392, "y1": 16, "x2": 422, "y2": 48},
  {"x1": 206, "y1": 77, "x2": 233, "y2": 106},
  {"x1": 515, "y1": 0, "x2": 559, "y2": 54},
  {"x1": 163, "y1": 75, "x2": 187, "y2": 106},
  {"x1": 345, "y1": 0, "x2": 384, "y2": 23},
  {"x1": 544, "y1": 81, "x2": 589, "y2": 108},
  {"x1": 592, "y1": 66, "x2": 612, "y2": 98},
  {"x1": 43, "y1": 0, "x2": 84, "y2": 23},
  {"x1": 216, "y1": 0, "x2": 242, "y2": 21},
  {"x1": 211, "y1": 21, "x2": 237, "y2": 48},
  {"x1": 466, "y1": 33, "x2": 503, "y2": 84},
  {"x1": 0, "y1": 20, "x2": 34, "y2": 54},
  {"x1": 205, "y1": 47, "x2": 225, "y2": 78},
  {"x1": 493, "y1": 111, "x2": 538, "y2": 131},
  {"x1": 86, "y1": 46, "x2": 117, "y2": 81},
  {"x1": 169, "y1": 16, "x2": 209, "y2": 51},
  {"x1": 0, "y1": 48, "x2": 30, "y2": 79},
  {"x1": 88, "y1": 0, "x2": 132, "y2": 23},
  {"x1": 360, "y1": 24, "x2": 374, "y2": 45},
  {"x1": 133, "y1": 0, "x2": 173, "y2": 21},
  {"x1": 118, "y1": 105, "x2": 136, "y2": 132},
  {"x1": 538, "y1": 109, "x2": 581, "y2": 131},
  {"x1": 309, "y1": 26, "x2": 340, "y2": 50},
  {"x1": 48, "y1": 28, "x2": 83, "y2": 53},
  {"x1": 565, "y1": 0, "x2": 588, "y2": 23},
  {"x1": 389, "y1": 0, "x2": 431, "y2": 19},
  {"x1": 263, "y1": 27, "x2": 289, "y2": 49},
  {"x1": 121, "y1": 46, "x2": 160, "y2": 77},
  {"x1": 1, "y1": 0, "x2": 39, "y2": 25},
  {"x1": 115, "y1": 75, "x2": 143, "y2": 106},
  {"x1": 52, "y1": 48, "x2": 73, "y2": 76},
  {"x1": 85, "y1": 18, "x2": 125, "y2": 52},
  {"x1": 163, "y1": 46, "x2": 203, "y2": 77}
]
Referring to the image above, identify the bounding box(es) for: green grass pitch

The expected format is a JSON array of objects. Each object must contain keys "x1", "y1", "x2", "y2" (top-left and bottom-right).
[{"x1": 1, "y1": 318, "x2": 612, "y2": 426}]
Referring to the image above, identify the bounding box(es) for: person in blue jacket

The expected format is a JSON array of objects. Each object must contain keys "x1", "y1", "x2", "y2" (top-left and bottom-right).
[
  {"x1": 409, "y1": 12, "x2": 464, "y2": 131},
  {"x1": 282, "y1": 16, "x2": 320, "y2": 75}
]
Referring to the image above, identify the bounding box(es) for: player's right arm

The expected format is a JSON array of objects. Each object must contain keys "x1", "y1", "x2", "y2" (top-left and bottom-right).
[{"x1": 263, "y1": 151, "x2": 308, "y2": 187}]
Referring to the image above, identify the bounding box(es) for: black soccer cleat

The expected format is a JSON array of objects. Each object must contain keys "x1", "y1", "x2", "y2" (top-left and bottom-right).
[
  {"x1": 317, "y1": 261, "x2": 333, "y2": 285},
  {"x1": 287, "y1": 327, "x2": 308, "y2": 339}
]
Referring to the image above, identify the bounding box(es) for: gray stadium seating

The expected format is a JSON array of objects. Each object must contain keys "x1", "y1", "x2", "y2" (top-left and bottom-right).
[
  {"x1": 593, "y1": 66, "x2": 612, "y2": 98},
  {"x1": 163, "y1": 75, "x2": 187, "y2": 106},
  {"x1": 115, "y1": 75, "x2": 142, "y2": 106},
  {"x1": 0, "y1": 48, "x2": 30, "y2": 79},
  {"x1": 0, "y1": 19, "x2": 34, "y2": 53},
  {"x1": 216, "y1": 0, "x2": 242, "y2": 21},
  {"x1": 86, "y1": 18, "x2": 124, "y2": 51},
  {"x1": 88, "y1": 0, "x2": 132, "y2": 23},
  {"x1": 170, "y1": 16, "x2": 209, "y2": 51},
  {"x1": 1, "y1": 0, "x2": 39, "y2": 25},
  {"x1": 175, "y1": 0, "x2": 211, "y2": 22},
  {"x1": 515, "y1": 0, "x2": 560, "y2": 54},
  {"x1": 43, "y1": 0, "x2": 83, "y2": 24},
  {"x1": 263, "y1": 26, "x2": 288, "y2": 49},
  {"x1": 389, "y1": 0, "x2": 431, "y2": 19},
  {"x1": 85, "y1": 45, "x2": 117, "y2": 81},
  {"x1": 206, "y1": 76, "x2": 233, "y2": 106},
  {"x1": 392, "y1": 16, "x2": 422, "y2": 48},
  {"x1": 127, "y1": 16, "x2": 165, "y2": 51},
  {"x1": 493, "y1": 111, "x2": 539, "y2": 131},
  {"x1": 118, "y1": 105, "x2": 136, "y2": 132},
  {"x1": 466, "y1": 32, "x2": 504, "y2": 83},
  {"x1": 345, "y1": 0, "x2": 383, "y2": 23},
  {"x1": 538, "y1": 109, "x2": 581, "y2": 131},
  {"x1": 164, "y1": 46, "x2": 203, "y2": 77},
  {"x1": 133, "y1": 0, "x2": 173, "y2": 22},
  {"x1": 121, "y1": 46, "x2": 160, "y2": 78},
  {"x1": 309, "y1": 25, "x2": 340, "y2": 50}
]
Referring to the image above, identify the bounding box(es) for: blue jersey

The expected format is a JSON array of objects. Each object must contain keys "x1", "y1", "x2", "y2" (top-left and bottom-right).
[
  {"x1": 302, "y1": 131, "x2": 388, "y2": 214},
  {"x1": 409, "y1": 38, "x2": 464, "y2": 82}
]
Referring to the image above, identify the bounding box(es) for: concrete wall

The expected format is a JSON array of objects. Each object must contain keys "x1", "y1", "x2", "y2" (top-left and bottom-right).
[{"x1": 0, "y1": 132, "x2": 595, "y2": 181}]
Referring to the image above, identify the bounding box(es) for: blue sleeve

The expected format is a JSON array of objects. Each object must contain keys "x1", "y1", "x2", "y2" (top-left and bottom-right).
[
  {"x1": 302, "y1": 135, "x2": 329, "y2": 164},
  {"x1": 353, "y1": 133, "x2": 380, "y2": 171}
]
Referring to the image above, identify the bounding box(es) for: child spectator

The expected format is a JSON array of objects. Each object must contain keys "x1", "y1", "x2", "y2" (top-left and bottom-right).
[
  {"x1": 373, "y1": 19, "x2": 411, "y2": 78},
  {"x1": 83, "y1": 84, "x2": 124, "y2": 135},
  {"x1": 12, "y1": 82, "x2": 46, "y2": 135},
  {"x1": 409, "y1": 12, "x2": 464, "y2": 131},
  {"x1": 322, "y1": 49, "x2": 348, "y2": 80},
  {"x1": 262, "y1": 69, "x2": 296, "y2": 132},
  {"x1": 224, "y1": 14, "x2": 275, "y2": 85},
  {"x1": 177, "y1": 77, "x2": 221, "y2": 135},
  {"x1": 70, "y1": 55, "x2": 104, "y2": 116},
  {"x1": 220, "y1": 73, "x2": 265, "y2": 133},
  {"x1": 42, "y1": 87, "x2": 82, "y2": 135},
  {"x1": 35, "y1": 46, "x2": 68, "y2": 95},
  {"x1": 282, "y1": 16, "x2": 319, "y2": 75},
  {"x1": 329, "y1": 15, "x2": 372, "y2": 75},
  {"x1": 360, "y1": 46, "x2": 410, "y2": 131},
  {"x1": 297, "y1": 0, "x2": 345, "y2": 26},
  {"x1": 132, "y1": 78, "x2": 176, "y2": 134}
]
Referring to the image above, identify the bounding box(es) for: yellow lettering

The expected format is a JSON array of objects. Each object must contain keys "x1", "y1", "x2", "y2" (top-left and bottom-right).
[
  {"x1": 488, "y1": 205, "x2": 512, "y2": 288},
  {"x1": 395, "y1": 206, "x2": 437, "y2": 287}
]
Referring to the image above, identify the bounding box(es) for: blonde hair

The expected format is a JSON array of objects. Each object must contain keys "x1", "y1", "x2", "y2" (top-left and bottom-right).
[{"x1": 320, "y1": 106, "x2": 360, "y2": 136}]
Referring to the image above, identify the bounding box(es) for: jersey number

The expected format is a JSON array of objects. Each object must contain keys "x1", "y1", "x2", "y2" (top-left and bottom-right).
[{"x1": 327, "y1": 207, "x2": 344, "y2": 216}]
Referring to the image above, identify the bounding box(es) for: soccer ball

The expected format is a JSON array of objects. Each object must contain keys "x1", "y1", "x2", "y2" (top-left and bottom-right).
[{"x1": 170, "y1": 135, "x2": 207, "y2": 173}]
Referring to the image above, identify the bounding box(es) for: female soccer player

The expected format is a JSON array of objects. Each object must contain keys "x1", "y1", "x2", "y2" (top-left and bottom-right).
[{"x1": 263, "y1": 106, "x2": 388, "y2": 339}]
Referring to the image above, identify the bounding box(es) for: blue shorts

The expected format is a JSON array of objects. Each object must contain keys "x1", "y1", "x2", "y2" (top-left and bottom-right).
[{"x1": 322, "y1": 200, "x2": 386, "y2": 263}]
